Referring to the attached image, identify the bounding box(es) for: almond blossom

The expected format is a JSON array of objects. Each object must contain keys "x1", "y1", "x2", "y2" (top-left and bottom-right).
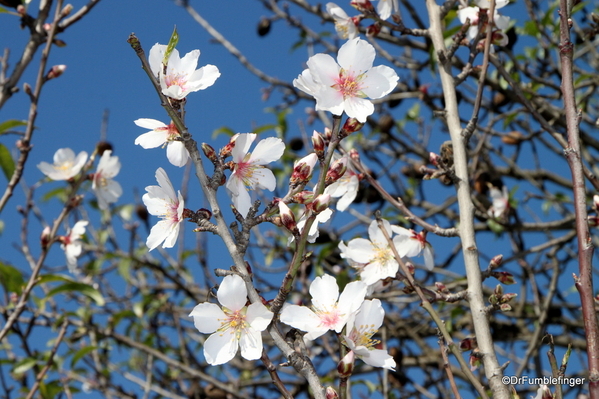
[
  {"x1": 134, "y1": 118, "x2": 190, "y2": 167},
  {"x1": 324, "y1": 155, "x2": 359, "y2": 211},
  {"x1": 293, "y1": 38, "x2": 398, "y2": 123},
  {"x1": 148, "y1": 43, "x2": 221, "y2": 100},
  {"x1": 142, "y1": 167, "x2": 184, "y2": 251},
  {"x1": 342, "y1": 299, "x2": 396, "y2": 369},
  {"x1": 37, "y1": 148, "x2": 88, "y2": 181},
  {"x1": 189, "y1": 275, "x2": 274, "y2": 365},
  {"x1": 92, "y1": 150, "x2": 122, "y2": 210},
  {"x1": 326, "y1": 3, "x2": 359, "y2": 40},
  {"x1": 488, "y1": 184, "x2": 510, "y2": 219},
  {"x1": 226, "y1": 133, "x2": 285, "y2": 218},
  {"x1": 339, "y1": 219, "x2": 408, "y2": 285},
  {"x1": 61, "y1": 220, "x2": 88, "y2": 273},
  {"x1": 280, "y1": 274, "x2": 367, "y2": 340},
  {"x1": 393, "y1": 227, "x2": 435, "y2": 271},
  {"x1": 458, "y1": 0, "x2": 510, "y2": 43}
]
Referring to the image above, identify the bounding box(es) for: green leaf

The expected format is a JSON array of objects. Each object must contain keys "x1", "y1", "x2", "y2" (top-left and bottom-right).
[
  {"x1": 0, "y1": 143, "x2": 15, "y2": 181},
  {"x1": 70, "y1": 346, "x2": 97, "y2": 368},
  {"x1": 0, "y1": 262, "x2": 25, "y2": 295},
  {"x1": 13, "y1": 357, "x2": 37, "y2": 374},
  {"x1": 0, "y1": 119, "x2": 27, "y2": 135},
  {"x1": 45, "y1": 282, "x2": 105, "y2": 306},
  {"x1": 163, "y1": 26, "x2": 179, "y2": 66},
  {"x1": 41, "y1": 186, "x2": 68, "y2": 202},
  {"x1": 211, "y1": 126, "x2": 235, "y2": 140}
]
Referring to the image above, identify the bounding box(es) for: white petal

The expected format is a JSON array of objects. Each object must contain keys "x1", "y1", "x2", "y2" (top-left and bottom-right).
[
  {"x1": 246, "y1": 302, "x2": 274, "y2": 331},
  {"x1": 166, "y1": 141, "x2": 190, "y2": 167},
  {"x1": 148, "y1": 43, "x2": 166, "y2": 77},
  {"x1": 280, "y1": 305, "x2": 327, "y2": 339},
  {"x1": 146, "y1": 220, "x2": 171, "y2": 250},
  {"x1": 307, "y1": 53, "x2": 340, "y2": 87},
  {"x1": 355, "y1": 299, "x2": 384, "y2": 330},
  {"x1": 239, "y1": 327, "x2": 264, "y2": 360},
  {"x1": 135, "y1": 131, "x2": 167, "y2": 149},
  {"x1": 345, "y1": 238, "x2": 376, "y2": 263},
  {"x1": 423, "y1": 245, "x2": 435, "y2": 271},
  {"x1": 230, "y1": 182, "x2": 253, "y2": 218},
  {"x1": 187, "y1": 65, "x2": 221, "y2": 91},
  {"x1": 203, "y1": 331, "x2": 238, "y2": 365},
  {"x1": 361, "y1": 348, "x2": 396, "y2": 370},
  {"x1": 154, "y1": 167, "x2": 177, "y2": 201},
  {"x1": 249, "y1": 137, "x2": 285, "y2": 165},
  {"x1": 134, "y1": 118, "x2": 167, "y2": 130},
  {"x1": 337, "y1": 38, "x2": 375, "y2": 74},
  {"x1": 231, "y1": 133, "x2": 256, "y2": 163},
  {"x1": 377, "y1": 0, "x2": 392, "y2": 20},
  {"x1": 251, "y1": 168, "x2": 277, "y2": 191},
  {"x1": 217, "y1": 275, "x2": 248, "y2": 311},
  {"x1": 310, "y1": 274, "x2": 340, "y2": 311},
  {"x1": 337, "y1": 280, "x2": 367, "y2": 319},
  {"x1": 160, "y1": 221, "x2": 180, "y2": 248},
  {"x1": 54, "y1": 148, "x2": 75, "y2": 164},
  {"x1": 314, "y1": 87, "x2": 345, "y2": 116},
  {"x1": 293, "y1": 69, "x2": 321, "y2": 97},
  {"x1": 189, "y1": 302, "x2": 226, "y2": 334},
  {"x1": 361, "y1": 65, "x2": 398, "y2": 99},
  {"x1": 343, "y1": 97, "x2": 374, "y2": 123}
]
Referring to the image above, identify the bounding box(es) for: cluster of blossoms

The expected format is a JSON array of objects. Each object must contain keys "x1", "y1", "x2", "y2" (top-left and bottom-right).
[
  {"x1": 458, "y1": 0, "x2": 511, "y2": 48},
  {"x1": 37, "y1": 147, "x2": 122, "y2": 270}
]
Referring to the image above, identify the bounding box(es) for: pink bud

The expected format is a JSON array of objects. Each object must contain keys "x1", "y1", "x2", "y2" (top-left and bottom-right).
[
  {"x1": 325, "y1": 156, "x2": 348, "y2": 186},
  {"x1": 40, "y1": 226, "x2": 51, "y2": 248},
  {"x1": 337, "y1": 351, "x2": 355, "y2": 378},
  {"x1": 290, "y1": 153, "x2": 318, "y2": 186},
  {"x1": 430, "y1": 152, "x2": 441, "y2": 167},
  {"x1": 366, "y1": 23, "x2": 381, "y2": 37},
  {"x1": 312, "y1": 131, "x2": 325, "y2": 158},
  {"x1": 293, "y1": 191, "x2": 314, "y2": 204},
  {"x1": 489, "y1": 254, "x2": 503, "y2": 269},
  {"x1": 492, "y1": 271, "x2": 515, "y2": 285},
  {"x1": 220, "y1": 134, "x2": 238, "y2": 158},
  {"x1": 350, "y1": 0, "x2": 374, "y2": 13},
  {"x1": 312, "y1": 194, "x2": 331, "y2": 213},
  {"x1": 326, "y1": 387, "x2": 339, "y2": 399},
  {"x1": 278, "y1": 201, "x2": 297, "y2": 233},
  {"x1": 499, "y1": 303, "x2": 512, "y2": 312},
  {"x1": 46, "y1": 65, "x2": 67, "y2": 80},
  {"x1": 340, "y1": 117, "x2": 364, "y2": 136},
  {"x1": 201, "y1": 143, "x2": 217, "y2": 163},
  {"x1": 594, "y1": 195, "x2": 599, "y2": 210},
  {"x1": 459, "y1": 337, "x2": 477, "y2": 351}
]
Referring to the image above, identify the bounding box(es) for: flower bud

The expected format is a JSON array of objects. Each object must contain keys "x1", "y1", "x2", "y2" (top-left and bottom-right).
[
  {"x1": 350, "y1": 0, "x2": 374, "y2": 13},
  {"x1": 469, "y1": 349, "x2": 482, "y2": 371},
  {"x1": 488, "y1": 254, "x2": 503, "y2": 269},
  {"x1": 61, "y1": 4, "x2": 73, "y2": 17},
  {"x1": 501, "y1": 131, "x2": 524, "y2": 145},
  {"x1": 434, "y1": 282, "x2": 448, "y2": 293},
  {"x1": 326, "y1": 387, "x2": 339, "y2": 399},
  {"x1": 325, "y1": 156, "x2": 348, "y2": 186},
  {"x1": 492, "y1": 271, "x2": 515, "y2": 285},
  {"x1": 323, "y1": 127, "x2": 333, "y2": 142},
  {"x1": 337, "y1": 351, "x2": 355, "y2": 378},
  {"x1": 499, "y1": 303, "x2": 512, "y2": 312},
  {"x1": 429, "y1": 152, "x2": 441, "y2": 167},
  {"x1": 459, "y1": 337, "x2": 477, "y2": 351},
  {"x1": 277, "y1": 201, "x2": 298, "y2": 233},
  {"x1": 220, "y1": 134, "x2": 238, "y2": 158},
  {"x1": 293, "y1": 191, "x2": 314, "y2": 204},
  {"x1": 46, "y1": 65, "x2": 66, "y2": 80},
  {"x1": 594, "y1": 195, "x2": 599, "y2": 211},
  {"x1": 40, "y1": 226, "x2": 51, "y2": 249},
  {"x1": 312, "y1": 194, "x2": 331, "y2": 214},
  {"x1": 340, "y1": 117, "x2": 364, "y2": 137},
  {"x1": 201, "y1": 143, "x2": 218, "y2": 163},
  {"x1": 312, "y1": 131, "x2": 325, "y2": 159},
  {"x1": 366, "y1": 22, "x2": 381, "y2": 37},
  {"x1": 290, "y1": 153, "x2": 318, "y2": 186}
]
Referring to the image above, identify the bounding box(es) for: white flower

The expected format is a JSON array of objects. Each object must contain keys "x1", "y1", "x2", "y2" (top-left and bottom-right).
[
  {"x1": 142, "y1": 167, "x2": 184, "y2": 251},
  {"x1": 294, "y1": 207, "x2": 333, "y2": 244},
  {"x1": 134, "y1": 118, "x2": 190, "y2": 167},
  {"x1": 37, "y1": 148, "x2": 87, "y2": 181},
  {"x1": 376, "y1": 0, "x2": 398, "y2": 20},
  {"x1": 61, "y1": 220, "x2": 88, "y2": 273},
  {"x1": 280, "y1": 274, "x2": 367, "y2": 340},
  {"x1": 393, "y1": 227, "x2": 435, "y2": 271},
  {"x1": 488, "y1": 185, "x2": 509, "y2": 218},
  {"x1": 340, "y1": 219, "x2": 407, "y2": 285},
  {"x1": 343, "y1": 299, "x2": 396, "y2": 370},
  {"x1": 149, "y1": 43, "x2": 221, "y2": 100},
  {"x1": 293, "y1": 38, "x2": 398, "y2": 123},
  {"x1": 324, "y1": 155, "x2": 359, "y2": 211},
  {"x1": 226, "y1": 133, "x2": 285, "y2": 218},
  {"x1": 92, "y1": 150, "x2": 122, "y2": 210},
  {"x1": 326, "y1": 3, "x2": 359, "y2": 39},
  {"x1": 458, "y1": 0, "x2": 510, "y2": 42},
  {"x1": 189, "y1": 275, "x2": 274, "y2": 365}
]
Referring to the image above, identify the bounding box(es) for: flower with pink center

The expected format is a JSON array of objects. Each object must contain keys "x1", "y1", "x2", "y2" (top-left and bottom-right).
[
  {"x1": 189, "y1": 274, "x2": 274, "y2": 365},
  {"x1": 324, "y1": 155, "x2": 360, "y2": 211},
  {"x1": 293, "y1": 38, "x2": 398, "y2": 123},
  {"x1": 92, "y1": 150, "x2": 122, "y2": 210},
  {"x1": 142, "y1": 167, "x2": 184, "y2": 251},
  {"x1": 226, "y1": 133, "x2": 285, "y2": 218},
  {"x1": 280, "y1": 274, "x2": 367, "y2": 340},
  {"x1": 148, "y1": 44, "x2": 221, "y2": 100},
  {"x1": 61, "y1": 220, "x2": 88, "y2": 273},
  {"x1": 38, "y1": 148, "x2": 88, "y2": 181},
  {"x1": 393, "y1": 227, "x2": 434, "y2": 271},
  {"x1": 134, "y1": 118, "x2": 190, "y2": 167},
  {"x1": 342, "y1": 299, "x2": 396, "y2": 369}
]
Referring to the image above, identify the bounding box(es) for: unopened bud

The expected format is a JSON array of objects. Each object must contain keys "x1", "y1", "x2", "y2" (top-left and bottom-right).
[
  {"x1": 340, "y1": 117, "x2": 364, "y2": 137},
  {"x1": 326, "y1": 387, "x2": 339, "y2": 399},
  {"x1": 492, "y1": 271, "x2": 515, "y2": 285},
  {"x1": 429, "y1": 152, "x2": 441, "y2": 167},
  {"x1": 23, "y1": 83, "x2": 32, "y2": 96},
  {"x1": 325, "y1": 156, "x2": 348, "y2": 186},
  {"x1": 350, "y1": 0, "x2": 374, "y2": 13},
  {"x1": 469, "y1": 349, "x2": 482, "y2": 371},
  {"x1": 61, "y1": 4, "x2": 73, "y2": 17},
  {"x1": 96, "y1": 141, "x2": 113, "y2": 156},
  {"x1": 201, "y1": 143, "x2": 218, "y2": 163},
  {"x1": 312, "y1": 194, "x2": 331, "y2": 213},
  {"x1": 312, "y1": 131, "x2": 325, "y2": 159},
  {"x1": 43, "y1": 23, "x2": 51, "y2": 31},
  {"x1": 594, "y1": 195, "x2": 599, "y2": 211},
  {"x1": 324, "y1": 127, "x2": 333, "y2": 142},
  {"x1": 500, "y1": 293, "x2": 517, "y2": 303},
  {"x1": 434, "y1": 282, "x2": 448, "y2": 293},
  {"x1": 501, "y1": 131, "x2": 524, "y2": 145},
  {"x1": 220, "y1": 134, "x2": 238, "y2": 158},
  {"x1": 489, "y1": 254, "x2": 503, "y2": 269},
  {"x1": 337, "y1": 351, "x2": 355, "y2": 378},
  {"x1": 499, "y1": 303, "x2": 512, "y2": 312},
  {"x1": 53, "y1": 39, "x2": 67, "y2": 47},
  {"x1": 277, "y1": 201, "x2": 297, "y2": 233},
  {"x1": 46, "y1": 64, "x2": 66, "y2": 80},
  {"x1": 293, "y1": 190, "x2": 314, "y2": 204},
  {"x1": 366, "y1": 22, "x2": 381, "y2": 37},
  {"x1": 40, "y1": 226, "x2": 51, "y2": 248},
  {"x1": 494, "y1": 284, "x2": 503, "y2": 297},
  {"x1": 290, "y1": 153, "x2": 318, "y2": 186},
  {"x1": 459, "y1": 337, "x2": 477, "y2": 351}
]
